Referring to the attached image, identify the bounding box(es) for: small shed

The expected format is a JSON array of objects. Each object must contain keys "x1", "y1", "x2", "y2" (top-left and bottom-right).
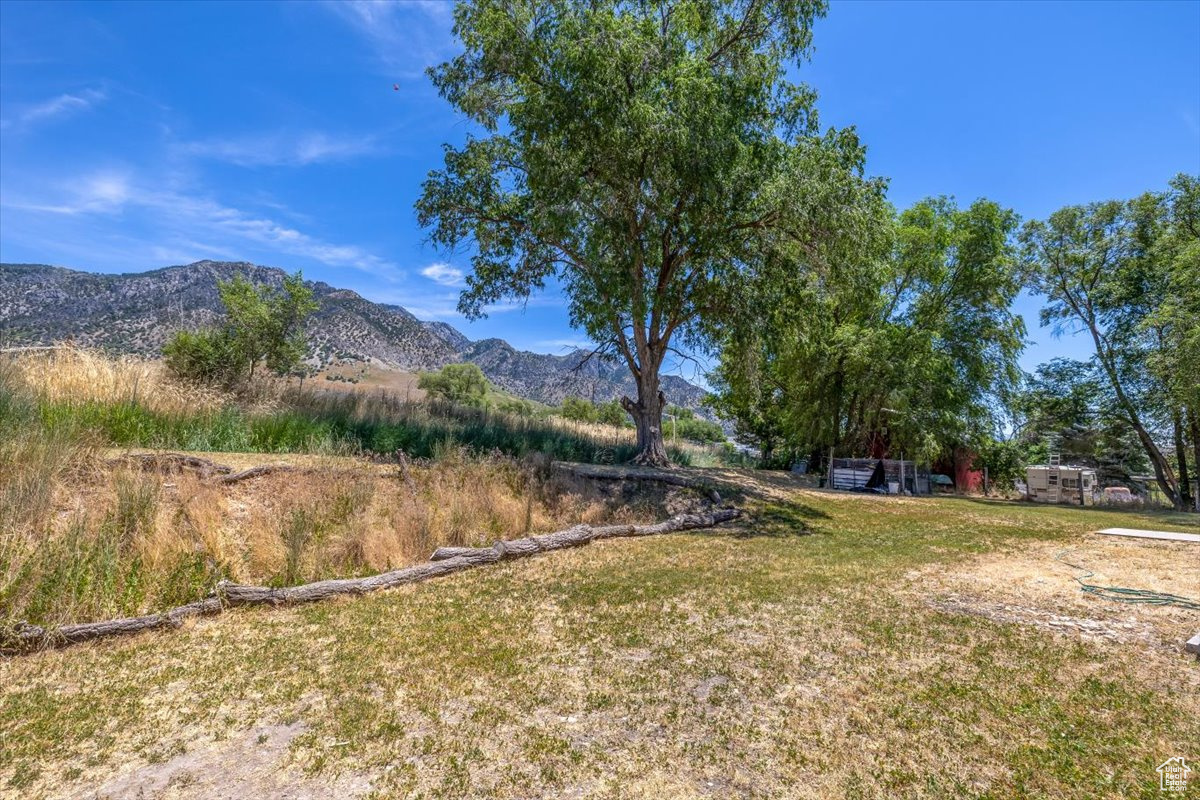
[
  {"x1": 830, "y1": 458, "x2": 930, "y2": 494},
  {"x1": 1026, "y1": 464, "x2": 1097, "y2": 505}
]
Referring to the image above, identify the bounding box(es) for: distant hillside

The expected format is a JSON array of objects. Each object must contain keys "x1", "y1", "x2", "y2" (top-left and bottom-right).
[{"x1": 0, "y1": 261, "x2": 709, "y2": 409}]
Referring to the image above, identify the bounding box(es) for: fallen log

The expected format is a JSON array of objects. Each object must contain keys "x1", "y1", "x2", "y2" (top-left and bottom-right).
[
  {"x1": 429, "y1": 510, "x2": 739, "y2": 561},
  {"x1": 5, "y1": 509, "x2": 739, "y2": 654},
  {"x1": 3, "y1": 599, "x2": 223, "y2": 652},
  {"x1": 431, "y1": 524, "x2": 596, "y2": 562},
  {"x1": 215, "y1": 463, "x2": 296, "y2": 485},
  {"x1": 554, "y1": 461, "x2": 724, "y2": 503},
  {"x1": 107, "y1": 454, "x2": 296, "y2": 485},
  {"x1": 111, "y1": 452, "x2": 233, "y2": 477}
]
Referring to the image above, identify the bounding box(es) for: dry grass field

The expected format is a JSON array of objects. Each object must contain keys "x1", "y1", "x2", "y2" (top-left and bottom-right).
[
  {"x1": 1, "y1": 348, "x2": 727, "y2": 630},
  {"x1": 2, "y1": 348, "x2": 1198, "y2": 799},
  {"x1": 2, "y1": 485, "x2": 1197, "y2": 799},
  {"x1": 314, "y1": 361, "x2": 427, "y2": 401}
]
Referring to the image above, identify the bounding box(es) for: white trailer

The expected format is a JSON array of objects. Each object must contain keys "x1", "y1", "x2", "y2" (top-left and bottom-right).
[{"x1": 1026, "y1": 464, "x2": 1097, "y2": 506}]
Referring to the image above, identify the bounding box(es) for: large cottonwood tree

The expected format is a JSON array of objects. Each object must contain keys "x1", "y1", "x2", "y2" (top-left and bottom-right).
[
  {"x1": 1021, "y1": 174, "x2": 1199, "y2": 510},
  {"x1": 417, "y1": 0, "x2": 883, "y2": 465},
  {"x1": 710, "y1": 197, "x2": 1024, "y2": 467}
]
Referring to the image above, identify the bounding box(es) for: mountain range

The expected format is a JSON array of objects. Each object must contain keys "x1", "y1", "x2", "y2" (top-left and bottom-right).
[{"x1": 0, "y1": 261, "x2": 709, "y2": 409}]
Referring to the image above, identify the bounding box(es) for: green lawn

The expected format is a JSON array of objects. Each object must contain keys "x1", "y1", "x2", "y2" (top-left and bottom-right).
[{"x1": 2, "y1": 488, "x2": 1197, "y2": 799}]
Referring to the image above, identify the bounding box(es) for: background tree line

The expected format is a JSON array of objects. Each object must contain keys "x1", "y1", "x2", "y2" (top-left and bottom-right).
[{"x1": 711, "y1": 173, "x2": 1198, "y2": 510}]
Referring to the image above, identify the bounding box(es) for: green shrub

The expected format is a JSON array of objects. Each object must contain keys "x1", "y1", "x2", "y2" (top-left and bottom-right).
[
  {"x1": 559, "y1": 396, "x2": 598, "y2": 423},
  {"x1": 418, "y1": 363, "x2": 490, "y2": 407},
  {"x1": 595, "y1": 400, "x2": 629, "y2": 427},
  {"x1": 559, "y1": 396, "x2": 631, "y2": 427},
  {"x1": 495, "y1": 396, "x2": 535, "y2": 417},
  {"x1": 665, "y1": 406, "x2": 725, "y2": 444},
  {"x1": 163, "y1": 329, "x2": 239, "y2": 385},
  {"x1": 163, "y1": 271, "x2": 317, "y2": 386}
]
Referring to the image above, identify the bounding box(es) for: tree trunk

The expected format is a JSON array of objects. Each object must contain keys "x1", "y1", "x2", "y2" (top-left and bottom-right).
[
  {"x1": 621, "y1": 370, "x2": 670, "y2": 467},
  {"x1": 1190, "y1": 409, "x2": 1200, "y2": 512},
  {"x1": 1087, "y1": 328, "x2": 1181, "y2": 508},
  {"x1": 1174, "y1": 409, "x2": 1194, "y2": 511}
]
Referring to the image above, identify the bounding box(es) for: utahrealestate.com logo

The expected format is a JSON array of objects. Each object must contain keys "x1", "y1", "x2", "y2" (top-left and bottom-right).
[{"x1": 1157, "y1": 757, "x2": 1192, "y2": 792}]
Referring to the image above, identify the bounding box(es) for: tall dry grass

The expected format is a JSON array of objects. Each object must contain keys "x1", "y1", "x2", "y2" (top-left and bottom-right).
[
  {"x1": 0, "y1": 447, "x2": 673, "y2": 628},
  {"x1": 0, "y1": 349, "x2": 695, "y2": 630},
  {"x1": 5, "y1": 346, "x2": 231, "y2": 416}
]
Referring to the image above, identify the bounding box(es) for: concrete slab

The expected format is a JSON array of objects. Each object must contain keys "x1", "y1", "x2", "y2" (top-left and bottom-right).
[
  {"x1": 1187, "y1": 632, "x2": 1200, "y2": 656},
  {"x1": 1096, "y1": 527, "x2": 1200, "y2": 544}
]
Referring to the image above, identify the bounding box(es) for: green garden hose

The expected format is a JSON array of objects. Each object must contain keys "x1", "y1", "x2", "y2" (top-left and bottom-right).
[{"x1": 1055, "y1": 550, "x2": 1200, "y2": 611}]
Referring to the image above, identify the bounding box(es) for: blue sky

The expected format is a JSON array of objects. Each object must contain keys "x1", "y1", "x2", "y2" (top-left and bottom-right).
[{"x1": 1, "y1": 0, "x2": 1198, "y2": 379}]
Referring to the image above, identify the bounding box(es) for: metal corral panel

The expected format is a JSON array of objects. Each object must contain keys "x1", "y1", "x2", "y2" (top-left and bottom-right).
[
  {"x1": 831, "y1": 458, "x2": 929, "y2": 494},
  {"x1": 832, "y1": 467, "x2": 874, "y2": 490}
]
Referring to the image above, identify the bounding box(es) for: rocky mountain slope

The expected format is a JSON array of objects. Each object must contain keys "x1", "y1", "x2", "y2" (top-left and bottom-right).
[{"x1": 0, "y1": 261, "x2": 709, "y2": 409}]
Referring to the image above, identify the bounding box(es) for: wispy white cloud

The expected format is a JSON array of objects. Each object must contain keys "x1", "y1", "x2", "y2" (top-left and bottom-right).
[
  {"x1": 401, "y1": 302, "x2": 463, "y2": 321},
  {"x1": 178, "y1": 131, "x2": 383, "y2": 167},
  {"x1": 2, "y1": 88, "x2": 106, "y2": 131},
  {"x1": 420, "y1": 261, "x2": 465, "y2": 286},
  {"x1": 9, "y1": 170, "x2": 134, "y2": 214},
  {"x1": 2, "y1": 170, "x2": 402, "y2": 280},
  {"x1": 324, "y1": 0, "x2": 457, "y2": 78}
]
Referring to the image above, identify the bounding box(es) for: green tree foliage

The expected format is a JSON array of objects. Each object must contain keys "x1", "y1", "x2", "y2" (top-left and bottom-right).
[
  {"x1": 1021, "y1": 173, "x2": 1199, "y2": 510},
  {"x1": 664, "y1": 406, "x2": 725, "y2": 444},
  {"x1": 711, "y1": 197, "x2": 1024, "y2": 468},
  {"x1": 495, "y1": 396, "x2": 535, "y2": 417},
  {"x1": 1138, "y1": 175, "x2": 1200, "y2": 510},
  {"x1": 164, "y1": 272, "x2": 317, "y2": 386},
  {"x1": 162, "y1": 329, "x2": 239, "y2": 385},
  {"x1": 559, "y1": 396, "x2": 599, "y2": 424},
  {"x1": 418, "y1": 363, "x2": 491, "y2": 408},
  {"x1": 558, "y1": 396, "x2": 632, "y2": 428},
  {"x1": 594, "y1": 400, "x2": 628, "y2": 428},
  {"x1": 971, "y1": 438, "x2": 1025, "y2": 492},
  {"x1": 1008, "y1": 359, "x2": 1148, "y2": 487},
  {"x1": 416, "y1": 0, "x2": 883, "y2": 466}
]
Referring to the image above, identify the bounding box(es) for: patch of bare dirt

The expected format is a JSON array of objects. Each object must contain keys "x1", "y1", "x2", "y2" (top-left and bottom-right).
[
  {"x1": 930, "y1": 595, "x2": 1161, "y2": 645},
  {"x1": 914, "y1": 533, "x2": 1200, "y2": 653},
  {"x1": 79, "y1": 722, "x2": 371, "y2": 800}
]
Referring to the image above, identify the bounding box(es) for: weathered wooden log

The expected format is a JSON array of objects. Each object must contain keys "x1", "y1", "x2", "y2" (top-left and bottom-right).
[
  {"x1": 215, "y1": 463, "x2": 295, "y2": 485},
  {"x1": 217, "y1": 549, "x2": 503, "y2": 606},
  {"x1": 428, "y1": 510, "x2": 738, "y2": 561},
  {"x1": 107, "y1": 454, "x2": 296, "y2": 484},
  {"x1": 7, "y1": 509, "x2": 739, "y2": 654},
  {"x1": 111, "y1": 452, "x2": 233, "y2": 477},
  {"x1": 3, "y1": 598, "x2": 223, "y2": 653},
  {"x1": 601, "y1": 508, "x2": 739, "y2": 537},
  {"x1": 554, "y1": 461, "x2": 724, "y2": 503}
]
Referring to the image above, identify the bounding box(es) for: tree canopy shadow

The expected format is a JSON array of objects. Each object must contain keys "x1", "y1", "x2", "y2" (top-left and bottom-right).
[{"x1": 700, "y1": 501, "x2": 829, "y2": 540}]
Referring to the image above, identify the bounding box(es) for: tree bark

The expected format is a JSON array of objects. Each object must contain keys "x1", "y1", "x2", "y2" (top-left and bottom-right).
[
  {"x1": 1087, "y1": 325, "x2": 1181, "y2": 508},
  {"x1": 554, "y1": 461, "x2": 723, "y2": 502},
  {"x1": 622, "y1": 369, "x2": 670, "y2": 466},
  {"x1": 1173, "y1": 408, "x2": 1194, "y2": 511},
  {"x1": 1190, "y1": 408, "x2": 1200, "y2": 512},
  {"x1": 216, "y1": 463, "x2": 296, "y2": 485},
  {"x1": 112, "y1": 453, "x2": 232, "y2": 477}
]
